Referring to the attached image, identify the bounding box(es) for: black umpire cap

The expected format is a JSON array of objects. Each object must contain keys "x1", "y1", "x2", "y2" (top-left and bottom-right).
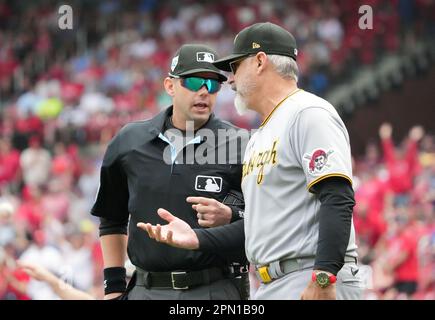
[
  {"x1": 213, "y1": 22, "x2": 298, "y2": 72},
  {"x1": 169, "y1": 44, "x2": 228, "y2": 82}
]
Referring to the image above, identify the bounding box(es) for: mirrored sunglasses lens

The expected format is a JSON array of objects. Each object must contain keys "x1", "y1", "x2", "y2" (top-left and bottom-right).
[
  {"x1": 206, "y1": 79, "x2": 221, "y2": 93},
  {"x1": 183, "y1": 78, "x2": 220, "y2": 93},
  {"x1": 183, "y1": 77, "x2": 204, "y2": 91}
]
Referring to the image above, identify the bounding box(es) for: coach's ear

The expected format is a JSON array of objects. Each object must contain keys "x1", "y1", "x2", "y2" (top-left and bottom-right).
[
  {"x1": 164, "y1": 77, "x2": 176, "y2": 97},
  {"x1": 254, "y1": 52, "x2": 267, "y2": 75}
]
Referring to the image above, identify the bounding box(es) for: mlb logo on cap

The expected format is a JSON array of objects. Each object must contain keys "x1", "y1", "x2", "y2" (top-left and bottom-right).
[
  {"x1": 197, "y1": 52, "x2": 215, "y2": 63},
  {"x1": 195, "y1": 175, "x2": 222, "y2": 193},
  {"x1": 168, "y1": 44, "x2": 227, "y2": 82}
]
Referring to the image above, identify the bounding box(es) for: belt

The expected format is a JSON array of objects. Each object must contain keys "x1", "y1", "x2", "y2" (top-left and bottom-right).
[
  {"x1": 255, "y1": 255, "x2": 358, "y2": 284},
  {"x1": 135, "y1": 267, "x2": 231, "y2": 290}
]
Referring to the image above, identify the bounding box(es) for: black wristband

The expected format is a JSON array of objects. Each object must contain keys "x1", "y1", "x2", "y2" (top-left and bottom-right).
[
  {"x1": 229, "y1": 206, "x2": 244, "y2": 223},
  {"x1": 104, "y1": 267, "x2": 127, "y2": 295},
  {"x1": 223, "y1": 190, "x2": 245, "y2": 223}
]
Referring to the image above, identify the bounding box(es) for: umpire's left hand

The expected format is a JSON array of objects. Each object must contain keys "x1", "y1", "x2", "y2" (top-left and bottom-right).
[{"x1": 187, "y1": 196, "x2": 232, "y2": 228}]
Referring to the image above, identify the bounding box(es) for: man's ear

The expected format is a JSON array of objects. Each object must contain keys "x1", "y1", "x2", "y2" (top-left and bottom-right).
[
  {"x1": 164, "y1": 77, "x2": 176, "y2": 97},
  {"x1": 255, "y1": 52, "x2": 268, "y2": 75}
]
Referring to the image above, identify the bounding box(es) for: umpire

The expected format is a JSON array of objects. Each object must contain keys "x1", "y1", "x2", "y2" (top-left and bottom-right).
[{"x1": 91, "y1": 44, "x2": 248, "y2": 300}]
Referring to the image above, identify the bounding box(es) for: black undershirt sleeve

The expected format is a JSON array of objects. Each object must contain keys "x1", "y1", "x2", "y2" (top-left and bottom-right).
[
  {"x1": 193, "y1": 219, "x2": 246, "y2": 263},
  {"x1": 192, "y1": 188, "x2": 246, "y2": 263},
  {"x1": 312, "y1": 177, "x2": 355, "y2": 275},
  {"x1": 99, "y1": 217, "x2": 129, "y2": 237}
]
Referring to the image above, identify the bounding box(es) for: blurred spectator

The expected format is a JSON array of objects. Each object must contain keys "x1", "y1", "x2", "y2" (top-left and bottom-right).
[
  {"x1": 18, "y1": 260, "x2": 94, "y2": 300},
  {"x1": 17, "y1": 257, "x2": 136, "y2": 300},
  {"x1": 379, "y1": 123, "x2": 424, "y2": 206},
  {"x1": 317, "y1": 13, "x2": 344, "y2": 49},
  {"x1": 195, "y1": 9, "x2": 224, "y2": 37},
  {"x1": 0, "y1": 200, "x2": 15, "y2": 247},
  {"x1": 354, "y1": 169, "x2": 390, "y2": 246},
  {"x1": 0, "y1": 138, "x2": 20, "y2": 188},
  {"x1": 15, "y1": 185, "x2": 45, "y2": 232},
  {"x1": 77, "y1": 159, "x2": 100, "y2": 213},
  {"x1": 40, "y1": 179, "x2": 70, "y2": 222},
  {"x1": 60, "y1": 225, "x2": 94, "y2": 292},
  {"x1": 11, "y1": 113, "x2": 44, "y2": 151},
  {"x1": 415, "y1": 228, "x2": 435, "y2": 299},
  {"x1": 19, "y1": 135, "x2": 51, "y2": 188},
  {"x1": 0, "y1": 247, "x2": 30, "y2": 300},
  {"x1": 383, "y1": 209, "x2": 420, "y2": 298},
  {"x1": 19, "y1": 229, "x2": 63, "y2": 300}
]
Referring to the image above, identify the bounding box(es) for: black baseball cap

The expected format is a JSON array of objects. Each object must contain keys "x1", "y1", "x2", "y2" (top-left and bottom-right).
[
  {"x1": 169, "y1": 44, "x2": 227, "y2": 82},
  {"x1": 213, "y1": 22, "x2": 298, "y2": 72}
]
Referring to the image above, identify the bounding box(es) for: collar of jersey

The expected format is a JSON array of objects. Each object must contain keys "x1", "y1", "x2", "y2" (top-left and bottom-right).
[
  {"x1": 149, "y1": 105, "x2": 221, "y2": 138},
  {"x1": 158, "y1": 133, "x2": 201, "y2": 164},
  {"x1": 259, "y1": 88, "x2": 302, "y2": 128}
]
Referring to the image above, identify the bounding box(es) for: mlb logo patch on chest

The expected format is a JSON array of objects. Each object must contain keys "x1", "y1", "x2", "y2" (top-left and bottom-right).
[{"x1": 195, "y1": 175, "x2": 222, "y2": 193}]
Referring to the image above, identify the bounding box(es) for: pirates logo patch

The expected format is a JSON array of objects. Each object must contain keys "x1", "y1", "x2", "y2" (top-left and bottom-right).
[{"x1": 303, "y1": 149, "x2": 334, "y2": 174}]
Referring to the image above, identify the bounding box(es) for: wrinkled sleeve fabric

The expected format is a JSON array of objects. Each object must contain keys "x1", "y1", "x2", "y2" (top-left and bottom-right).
[{"x1": 91, "y1": 133, "x2": 130, "y2": 235}]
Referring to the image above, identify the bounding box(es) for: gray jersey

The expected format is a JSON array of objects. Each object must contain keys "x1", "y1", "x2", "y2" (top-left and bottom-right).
[{"x1": 242, "y1": 89, "x2": 357, "y2": 266}]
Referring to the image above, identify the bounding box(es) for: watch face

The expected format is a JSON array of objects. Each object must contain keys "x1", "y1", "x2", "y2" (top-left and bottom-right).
[{"x1": 316, "y1": 272, "x2": 330, "y2": 288}]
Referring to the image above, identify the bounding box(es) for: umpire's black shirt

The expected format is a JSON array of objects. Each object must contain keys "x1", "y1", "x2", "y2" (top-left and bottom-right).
[{"x1": 91, "y1": 106, "x2": 247, "y2": 272}]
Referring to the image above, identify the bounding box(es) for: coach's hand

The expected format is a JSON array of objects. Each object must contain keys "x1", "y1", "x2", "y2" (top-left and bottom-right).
[
  {"x1": 187, "y1": 196, "x2": 232, "y2": 227},
  {"x1": 137, "y1": 208, "x2": 199, "y2": 250},
  {"x1": 300, "y1": 279, "x2": 336, "y2": 300}
]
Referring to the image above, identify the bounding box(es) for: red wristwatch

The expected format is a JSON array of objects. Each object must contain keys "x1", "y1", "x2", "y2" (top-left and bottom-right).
[{"x1": 312, "y1": 271, "x2": 337, "y2": 288}]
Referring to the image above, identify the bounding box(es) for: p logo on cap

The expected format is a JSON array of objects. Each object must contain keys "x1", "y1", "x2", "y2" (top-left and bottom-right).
[{"x1": 213, "y1": 22, "x2": 298, "y2": 72}]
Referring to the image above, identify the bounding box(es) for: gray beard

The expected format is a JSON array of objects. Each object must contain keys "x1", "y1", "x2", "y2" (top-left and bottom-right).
[{"x1": 234, "y1": 93, "x2": 249, "y2": 115}]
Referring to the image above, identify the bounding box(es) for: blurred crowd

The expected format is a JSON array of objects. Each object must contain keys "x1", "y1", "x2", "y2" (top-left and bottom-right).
[
  {"x1": 2, "y1": 0, "x2": 435, "y2": 129},
  {"x1": 0, "y1": 0, "x2": 434, "y2": 300},
  {"x1": 351, "y1": 123, "x2": 434, "y2": 299}
]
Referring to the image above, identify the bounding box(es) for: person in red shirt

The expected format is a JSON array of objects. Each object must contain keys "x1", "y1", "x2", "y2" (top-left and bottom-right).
[
  {"x1": 0, "y1": 247, "x2": 30, "y2": 300},
  {"x1": 354, "y1": 170, "x2": 390, "y2": 245},
  {"x1": 379, "y1": 123, "x2": 424, "y2": 206},
  {"x1": 385, "y1": 209, "x2": 420, "y2": 298},
  {"x1": 414, "y1": 226, "x2": 435, "y2": 300},
  {"x1": 15, "y1": 185, "x2": 45, "y2": 233},
  {"x1": 0, "y1": 138, "x2": 21, "y2": 187}
]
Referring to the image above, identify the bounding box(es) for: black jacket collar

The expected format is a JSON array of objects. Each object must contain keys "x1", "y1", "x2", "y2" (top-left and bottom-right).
[{"x1": 148, "y1": 106, "x2": 222, "y2": 138}]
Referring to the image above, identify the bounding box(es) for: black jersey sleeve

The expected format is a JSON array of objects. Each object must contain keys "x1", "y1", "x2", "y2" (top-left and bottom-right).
[{"x1": 91, "y1": 133, "x2": 130, "y2": 222}]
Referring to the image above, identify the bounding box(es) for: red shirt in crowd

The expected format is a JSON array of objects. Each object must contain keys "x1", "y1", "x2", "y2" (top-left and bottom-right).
[
  {"x1": 15, "y1": 199, "x2": 44, "y2": 232},
  {"x1": 7, "y1": 269, "x2": 30, "y2": 300},
  {"x1": 354, "y1": 176, "x2": 389, "y2": 245},
  {"x1": 0, "y1": 149, "x2": 20, "y2": 185},
  {"x1": 382, "y1": 138, "x2": 420, "y2": 194},
  {"x1": 0, "y1": 266, "x2": 30, "y2": 300},
  {"x1": 389, "y1": 226, "x2": 420, "y2": 282}
]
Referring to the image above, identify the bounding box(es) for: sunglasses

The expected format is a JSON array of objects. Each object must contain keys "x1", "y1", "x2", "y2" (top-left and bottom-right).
[
  {"x1": 178, "y1": 77, "x2": 222, "y2": 94},
  {"x1": 229, "y1": 54, "x2": 255, "y2": 74}
]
